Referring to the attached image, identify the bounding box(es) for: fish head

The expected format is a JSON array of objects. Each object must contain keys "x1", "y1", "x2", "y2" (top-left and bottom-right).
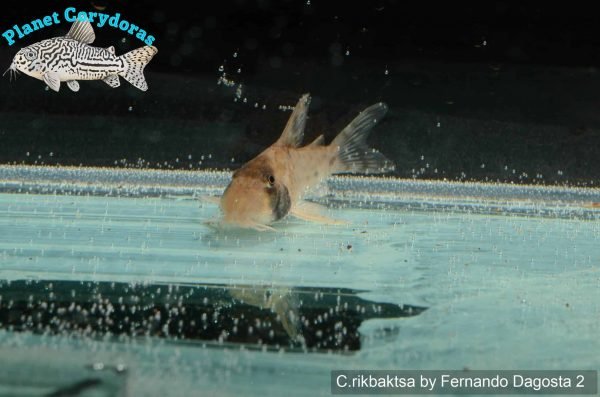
[
  {"x1": 220, "y1": 159, "x2": 291, "y2": 230},
  {"x1": 9, "y1": 44, "x2": 44, "y2": 79}
]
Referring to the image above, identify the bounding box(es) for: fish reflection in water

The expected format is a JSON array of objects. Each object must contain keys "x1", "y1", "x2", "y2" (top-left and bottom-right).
[
  {"x1": 229, "y1": 286, "x2": 302, "y2": 343},
  {"x1": 0, "y1": 280, "x2": 426, "y2": 352}
]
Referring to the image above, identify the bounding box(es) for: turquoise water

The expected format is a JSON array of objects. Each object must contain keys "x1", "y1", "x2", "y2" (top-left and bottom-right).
[{"x1": 0, "y1": 166, "x2": 599, "y2": 396}]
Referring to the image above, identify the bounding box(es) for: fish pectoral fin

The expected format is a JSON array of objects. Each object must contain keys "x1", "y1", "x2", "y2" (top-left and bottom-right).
[
  {"x1": 103, "y1": 75, "x2": 120, "y2": 88},
  {"x1": 251, "y1": 223, "x2": 277, "y2": 232},
  {"x1": 66, "y1": 20, "x2": 96, "y2": 44},
  {"x1": 290, "y1": 201, "x2": 349, "y2": 225},
  {"x1": 43, "y1": 72, "x2": 61, "y2": 92},
  {"x1": 66, "y1": 80, "x2": 80, "y2": 92},
  {"x1": 202, "y1": 218, "x2": 276, "y2": 232}
]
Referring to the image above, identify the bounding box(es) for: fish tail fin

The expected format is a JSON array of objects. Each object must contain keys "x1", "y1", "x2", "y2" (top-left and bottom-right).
[
  {"x1": 118, "y1": 46, "x2": 158, "y2": 91},
  {"x1": 330, "y1": 102, "x2": 395, "y2": 174}
]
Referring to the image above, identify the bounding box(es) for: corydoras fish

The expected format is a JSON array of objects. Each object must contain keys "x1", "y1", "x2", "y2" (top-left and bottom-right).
[
  {"x1": 5, "y1": 20, "x2": 157, "y2": 92},
  {"x1": 211, "y1": 94, "x2": 395, "y2": 231}
]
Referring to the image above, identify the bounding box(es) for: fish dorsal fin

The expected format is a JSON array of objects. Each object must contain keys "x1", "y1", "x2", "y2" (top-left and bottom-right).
[
  {"x1": 307, "y1": 134, "x2": 325, "y2": 147},
  {"x1": 106, "y1": 46, "x2": 115, "y2": 55},
  {"x1": 275, "y1": 93, "x2": 311, "y2": 147},
  {"x1": 66, "y1": 21, "x2": 95, "y2": 44}
]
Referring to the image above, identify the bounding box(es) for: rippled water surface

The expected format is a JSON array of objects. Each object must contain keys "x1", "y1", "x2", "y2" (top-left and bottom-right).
[{"x1": 0, "y1": 166, "x2": 599, "y2": 396}]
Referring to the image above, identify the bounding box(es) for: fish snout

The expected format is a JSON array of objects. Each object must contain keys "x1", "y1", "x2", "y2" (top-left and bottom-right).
[{"x1": 220, "y1": 182, "x2": 274, "y2": 228}]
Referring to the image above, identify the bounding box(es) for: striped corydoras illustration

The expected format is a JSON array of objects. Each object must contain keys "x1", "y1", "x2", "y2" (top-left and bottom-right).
[{"x1": 5, "y1": 20, "x2": 158, "y2": 92}]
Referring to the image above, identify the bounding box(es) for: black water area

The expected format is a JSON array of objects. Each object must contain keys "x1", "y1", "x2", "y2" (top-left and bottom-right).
[
  {"x1": 0, "y1": 279, "x2": 426, "y2": 352},
  {"x1": 0, "y1": 1, "x2": 599, "y2": 185}
]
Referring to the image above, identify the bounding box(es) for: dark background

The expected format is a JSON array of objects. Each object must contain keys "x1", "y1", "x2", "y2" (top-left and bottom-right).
[{"x1": 1, "y1": 0, "x2": 599, "y2": 185}]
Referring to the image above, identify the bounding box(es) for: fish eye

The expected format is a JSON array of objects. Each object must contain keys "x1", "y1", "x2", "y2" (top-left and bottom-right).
[
  {"x1": 24, "y1": 50, "x2": 36, "y2": 61},
  {"x1": 267, "y1": 175, "x2": 275, "y2": 186}
]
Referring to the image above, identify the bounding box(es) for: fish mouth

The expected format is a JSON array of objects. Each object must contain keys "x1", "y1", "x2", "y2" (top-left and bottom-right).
[{"x1": 2, "y1": 63, "x2": 19, "y2": 82}]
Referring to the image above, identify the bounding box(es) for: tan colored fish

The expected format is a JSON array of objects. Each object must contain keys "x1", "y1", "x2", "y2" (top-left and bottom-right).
[{"x1": 209, "y1": 93, "x2": 394, "y2": 231}]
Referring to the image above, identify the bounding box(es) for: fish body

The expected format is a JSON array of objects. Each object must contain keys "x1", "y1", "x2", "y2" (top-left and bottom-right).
[
  {"x1": 6, "y1": 20, "x2": 157, "y2": 92},
  {"x1": 217, "y1": 94, "x2": 395, "y2": 231}
]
